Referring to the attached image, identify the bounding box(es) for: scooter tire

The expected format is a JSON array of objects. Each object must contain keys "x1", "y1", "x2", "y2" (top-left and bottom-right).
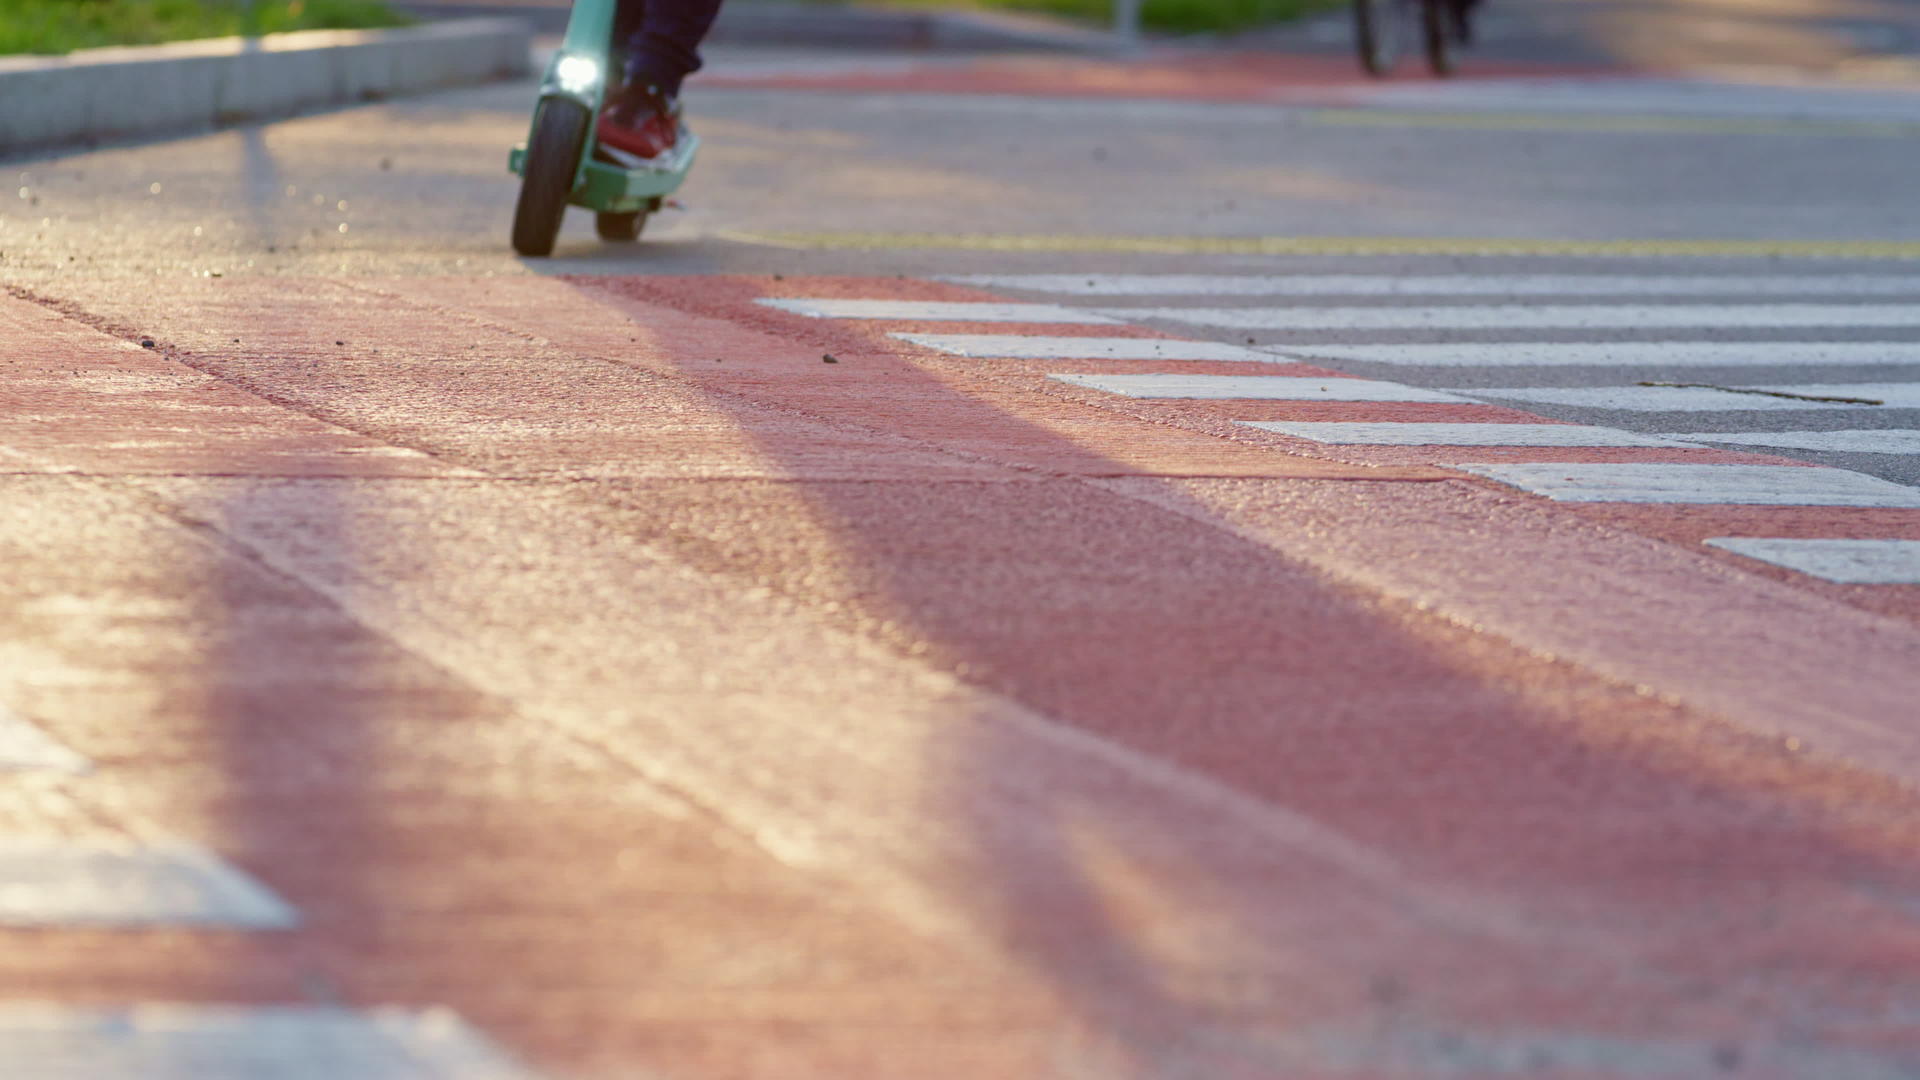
[
  {"x1": 596, "y1": 211, "x2": 647, "y2": 242},
  {"x1": 512, "y1": 97, "x2": 590, "y2": 257}
]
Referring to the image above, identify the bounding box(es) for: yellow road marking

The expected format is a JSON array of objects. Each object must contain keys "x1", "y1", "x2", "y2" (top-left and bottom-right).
[
  {"x1": 722, "y1": 232, "x2": 1920, "y2": 259},
  {"x1": 1306, "y1": 109, "x2": 1920, "y2": 138}
]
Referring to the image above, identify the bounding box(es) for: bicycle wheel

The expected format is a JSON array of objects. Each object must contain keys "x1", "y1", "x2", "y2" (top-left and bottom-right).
[
  {"x1": 1423, "y1": 0, "x2": 1457, "y2": 76},
  {"x1": 1354, "y1": 0, "x2": 1409, "y2": 76}
]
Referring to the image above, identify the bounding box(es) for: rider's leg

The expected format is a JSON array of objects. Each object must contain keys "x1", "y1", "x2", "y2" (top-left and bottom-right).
[
  {"x1": 1451, "y1": 0, "x2": 1480, "y2": 43},
  {"x1": 598, "y1": 0, "x2": 723, "y2": 164},
  {"x1": 622, "y1": 0, "x2": 724, "y2": 98}
]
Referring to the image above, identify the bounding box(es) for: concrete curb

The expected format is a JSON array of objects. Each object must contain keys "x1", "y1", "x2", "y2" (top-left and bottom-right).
[
  {"x1": 0, "y1": 18, "x2": 531, "y2": 157},
  {"x1": 396, "y1": 1, "x2": 1126, "y2": 53}
]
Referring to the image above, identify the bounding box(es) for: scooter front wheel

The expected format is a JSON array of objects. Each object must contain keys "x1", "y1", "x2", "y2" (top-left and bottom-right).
[{"x1": 512, "y1": 97, "x2": 591, "y2": 257}]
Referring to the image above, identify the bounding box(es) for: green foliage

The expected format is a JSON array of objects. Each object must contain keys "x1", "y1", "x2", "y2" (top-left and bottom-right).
[
  {"x1": 0, "y1": 0, "x2": 412, "y2": 56},
  {"x1": 864, "y1": 0, "x2": 1334, "y2": 34},
  {"x1": 1142, "y1": 0, "x2": 1335, "y2": 33}
]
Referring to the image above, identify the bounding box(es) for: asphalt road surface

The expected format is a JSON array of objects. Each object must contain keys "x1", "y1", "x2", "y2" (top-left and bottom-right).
[{"x1": 4, "y1": 34, "x2": 1920, "y2": 1080}]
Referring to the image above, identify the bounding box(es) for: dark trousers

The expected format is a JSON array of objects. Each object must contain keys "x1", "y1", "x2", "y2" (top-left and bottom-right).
[{"x1": 613, "y1": 0, "x2": 724, "y2": 98}]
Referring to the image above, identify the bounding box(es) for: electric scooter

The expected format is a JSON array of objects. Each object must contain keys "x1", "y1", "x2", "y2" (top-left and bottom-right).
[{"x1": 508, "y1": 0, "x2": 699, "y2": 256}]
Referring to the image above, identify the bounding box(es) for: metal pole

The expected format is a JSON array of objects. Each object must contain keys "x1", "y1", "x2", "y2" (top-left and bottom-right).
[{"x1": 1113, "y1": 0, "x2": 1141, "y2": 43}]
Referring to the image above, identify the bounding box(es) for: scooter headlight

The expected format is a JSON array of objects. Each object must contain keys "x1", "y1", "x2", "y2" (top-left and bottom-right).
[{"x1": 554, "y1": 54, "x2": 601, "y2": 95}]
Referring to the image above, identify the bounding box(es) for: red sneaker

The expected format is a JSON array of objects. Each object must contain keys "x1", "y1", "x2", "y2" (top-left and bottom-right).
[{"x1": 596, "y1": 88, "x2": 681, "y2": 168}]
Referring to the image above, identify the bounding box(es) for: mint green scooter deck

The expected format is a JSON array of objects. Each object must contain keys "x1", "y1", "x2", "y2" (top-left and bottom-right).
[
  {"x1": 507, "y1": 0, "x2": 697, "y2": 215},
  {"x1": 508, "y1": 137, "x2": 699, "y2": 215}
]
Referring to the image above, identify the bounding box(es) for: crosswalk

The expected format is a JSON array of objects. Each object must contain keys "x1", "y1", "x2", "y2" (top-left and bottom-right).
[{"x1": 757, "y1": 270, "x2": 1920, "y2": 586}]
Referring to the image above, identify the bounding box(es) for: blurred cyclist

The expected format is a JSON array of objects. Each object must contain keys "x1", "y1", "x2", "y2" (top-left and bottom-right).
[
  {"x1": 596, "y1": 0, "x2": 724, "y2": 167},
  {"x1": 1452, "y1": 0, "x2": 1481, "y2": 42}
]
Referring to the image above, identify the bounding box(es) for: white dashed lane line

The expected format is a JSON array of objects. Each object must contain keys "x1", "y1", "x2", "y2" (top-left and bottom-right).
[
  {"x1": 1470, "y1": 384, "x2": 1920, "y2": 411},
  {"x1": 0, "y1": 1005, "x2": 543, "y2": 1080},
  {"x1": 1660, "y1": 429, "x2": 1920, "y2": 453},
  {"x1": 1457, "y1": 463, "x2": 1920, "y2": 506},
  {"x1": 0, "y1": 842, "x2": 298, "y2": 929},
  {"x1": 1048, "y1": 374, "x2": 1470, "y2": 402},
  {"x1": 1266, "y1": 343, "x2": 1920, "y2": 368},
  {"x1": 1239, "y1": 421, "x2": 1696, "y2": 447},
  {"x1": 0, "y1": 706, "x2": 90, "y2": 773},
  {"x1": 1706, "y1": 538, "x2": 1920, "y2": 584},
  {"x1": 944, "y1": 274, "x2": 1920, "y2": 298},
  {"x1": 893, "y1": 333, "x2": 1276, "y2": 362},
  {"x1": 755, "y1": 298, "x2": 1120, "y2": 323},
  {"x1": 1103, "y1": 305, "x2": 1920, "y2": 331}
]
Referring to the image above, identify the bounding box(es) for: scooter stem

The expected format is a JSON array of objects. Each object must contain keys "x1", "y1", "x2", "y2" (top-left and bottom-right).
[{"x1": 560, "y1": 0, "x2": 620, "y2": 72}]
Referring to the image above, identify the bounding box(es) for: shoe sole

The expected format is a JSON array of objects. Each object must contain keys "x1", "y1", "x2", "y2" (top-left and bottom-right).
[{"x1": 594, "y1": 129, "x2": 691, "y2": 173}]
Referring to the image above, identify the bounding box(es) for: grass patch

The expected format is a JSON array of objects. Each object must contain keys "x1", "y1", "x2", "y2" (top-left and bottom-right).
[
  {"x1": 1009, "y1": 0, "x2": 1331, "y2": 33},
  {"x1": 865, "y1": 0, "x2": 1337, "y2": 35},
  {"x1": 0, "y1": 0, "x2": 413, "y2": 56}
]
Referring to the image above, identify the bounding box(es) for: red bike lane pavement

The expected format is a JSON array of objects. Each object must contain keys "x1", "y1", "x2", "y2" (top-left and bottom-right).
[{"x1": 2, "y1": 271, "x2": 1919, "y2": 1077}]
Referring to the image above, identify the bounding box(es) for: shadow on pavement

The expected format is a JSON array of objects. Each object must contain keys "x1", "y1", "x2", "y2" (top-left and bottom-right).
[
  {"x1": 20, "y1": 242, "x2": 1920, "y2": 1072},
  {"x1": 554, "y1": 270, "x2": 1920, "y2": 1077}
]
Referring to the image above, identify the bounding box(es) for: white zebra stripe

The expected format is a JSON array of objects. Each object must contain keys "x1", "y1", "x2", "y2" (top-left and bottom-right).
[
  {"x1": 1470, "y1": 383, "x2": 1920, "y2": 411},
  {"x1": 0, "y1": 706, "x2": 89, "y2": 773},
  {"x1": 1104, "y1": 304, "x2": 1920, "y2": 331},
  {"x1": 0, "y1": 842, "x2": 298, "y2": 929},
  {"x1": 1049, "y1": 374, "x2": 1468, "y2": 402},
  {"x1": 945, "y1": 274, "x2": 1920, "y2": 298},
  {"x1": 755, "y1": 298, "x2": 1118, "y2": 323},
  {"x1": 1706, "y1": 538, "x2": 1920, "y2": 584},
  {"x1": 1663, "y1": 429, "x2": 1920, "y2": 453},
  {"x1": 1458, "y1": 463, "x2": 1920, "y2": 506},
  {"x1": 0, "y1": 1004, "x2": 541, "y2": 1080},
  {"x1": 892, "y1": 333, "x2": 1275, "y2": 361},
  {"x1": 1266, "y1": 343, "x2": 1920, "y2": 368},
  {"x1": 1239, "y1": 421, "x2": 1691, "y2": 447}
]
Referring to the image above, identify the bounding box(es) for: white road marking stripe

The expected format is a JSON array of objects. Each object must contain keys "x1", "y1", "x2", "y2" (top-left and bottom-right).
[
  {"x1": 1266, "y1": 342, "x2": 1920, "y2": 368},
  {"x1": 1105, "y1": 304, "x2": 1920, "y2": 331},
  {"x1": 0, "y1": 1004, "x2": 541, "y2": 1079},
  {"x1": 1239, "y1": 421, "x2": 1692, "y2": 447},
  {"x1": 1458, "y1": 463, "x2": 1920, "y2": 506},
  {"x1": 0, "y1": 843, "x2": 298, "y2": 929},
  {"x1": 1706, "y1": 538, "x2": 1920, "y2": 584},
  {"x1": 1664, "y1": 429, "x2": 1920, "y2": 453},
  {"x1": 0, "y1": 706, "x2": 90, "y2": 773},
  {"x1": 892, "y1": 333, "x2": 1275, "y2": 362},
  {"x1": 1049, "y1": 374, "x2": 1469, "y2": 401},
  {"x1": 1472, "y1": 383, "x2": 1920, "y2": 411},
  {"x1": 945, "y1": 274, "x2": 1920, "y2": 297},
  {"x1": 754, "y1": 298, "x2": 1118, "y2": 323}
]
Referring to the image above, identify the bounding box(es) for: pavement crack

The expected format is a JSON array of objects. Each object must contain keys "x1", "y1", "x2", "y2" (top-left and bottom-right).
[
  {"x1": 2, "y1": 281, "x2": 476, "y2": 473},
  {"x1": 1635, "y1": 380, "x2": 1885, "y2": 405}
]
